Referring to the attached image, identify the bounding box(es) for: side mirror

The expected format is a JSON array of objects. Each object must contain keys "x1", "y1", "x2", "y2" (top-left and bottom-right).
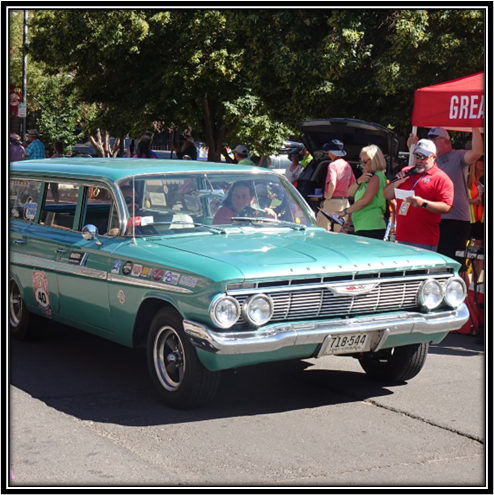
[{"x1": 81, "y1": 224, "x2": 103, "y2": 246}]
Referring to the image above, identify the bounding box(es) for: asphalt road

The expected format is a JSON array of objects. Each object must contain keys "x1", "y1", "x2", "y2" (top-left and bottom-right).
[{"x1": 8, "y1": 322, "x2": 486, "y2": 488}]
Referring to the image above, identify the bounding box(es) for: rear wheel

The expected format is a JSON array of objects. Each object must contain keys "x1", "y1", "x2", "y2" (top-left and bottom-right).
[
  {"x1": 147, "y1": 308, "x2": 220, "y2": 409},
  {"x1": 9, "y1": 278, "x2": 47, "y2": 341},
  {"x1": 358, "y1": 343, "x2": 429, "y2": 383}
]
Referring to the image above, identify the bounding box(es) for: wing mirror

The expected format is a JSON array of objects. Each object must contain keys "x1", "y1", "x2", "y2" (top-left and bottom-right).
[{"x1": 81, "y1": 224, "x2": 103, "y2": 246}]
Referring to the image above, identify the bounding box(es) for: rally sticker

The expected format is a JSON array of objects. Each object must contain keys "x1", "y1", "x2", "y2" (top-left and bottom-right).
[
  {"x1": 131, "y1": 264, "x2": 143, "y2": 277},
  {"x1": 68, "y1": 251, "x2": 88, "y2": 266},
  {"x1": 111, "y1": 260, "x2": 123, "y2": 274},
  {"x1": 117, "y1": 290, "x2": 126, "y2": 305},
  {"x1": 422, "y1": 178, "x2": 431, "y2": 184},
  {"x1": 152, "y1": 268, "x2": 164, "y2": 281},
  {"x1": 180, "y1": 275, "x2": 198, "y2": 288},
  {"x1": 122, "y1": 261, "x2": 133, "y2": 275},
  {"x1": 163, "y1": 271, "x2": 180, "y2": 285},
  {"x1": 32, "y1": 270, "x2": 52, "y2": 318},
  {"x1": 140, "y1": 266, "x2": 151, "y2": 278},
  {"x1": 23, "y1": 197, "x2": 37, "y2": 221}
]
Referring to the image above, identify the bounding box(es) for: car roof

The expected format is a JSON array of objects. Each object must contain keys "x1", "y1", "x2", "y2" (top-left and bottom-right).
[{"x1": 10, "y1": 158, "x2": 270, "y2": 184}]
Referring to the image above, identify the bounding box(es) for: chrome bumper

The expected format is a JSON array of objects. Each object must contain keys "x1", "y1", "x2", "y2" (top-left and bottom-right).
[{"x1": 183, "y1": 304, "x2": 469, "y2": 355}]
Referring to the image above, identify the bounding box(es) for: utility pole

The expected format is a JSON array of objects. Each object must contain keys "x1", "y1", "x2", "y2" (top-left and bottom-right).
[{"x1": 21, "y1": 9, "x2": 28, "y2": 138}]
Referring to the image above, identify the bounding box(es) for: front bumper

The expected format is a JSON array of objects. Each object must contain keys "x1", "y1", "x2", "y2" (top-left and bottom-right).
[{"x1": 183, "y1": 303, "x2": 469, "y2": 356}]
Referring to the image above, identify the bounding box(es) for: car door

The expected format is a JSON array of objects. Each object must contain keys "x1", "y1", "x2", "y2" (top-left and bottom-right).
[
  {"x1": 9, "y1": 178, "x2": 61, "y2": 317},
  {"x1": 54, "y1": 183, "x2": 121, "y2": 331}
]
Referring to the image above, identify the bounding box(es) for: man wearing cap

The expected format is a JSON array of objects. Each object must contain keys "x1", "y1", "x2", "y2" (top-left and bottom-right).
[
  {"x1": 408, "y1": 127, "x2": 483, "y2": 267},
  {"x1": 234, "y1": 145, "x2": 255, "y2": 166},
  {"x1": 24, "y1": 129, "x2": 45, "y2": 160},
  {"x1": 383, "y1": 139, "x2": 454, "y2": 251},
  {"x1": 316, "y1": 139, "x2": 356, "y2": 232}
]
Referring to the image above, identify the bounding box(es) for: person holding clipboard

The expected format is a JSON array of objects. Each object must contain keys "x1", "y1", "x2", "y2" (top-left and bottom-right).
[{"x1": 383, "y1": 139, "x2": 454, "y2": 252}]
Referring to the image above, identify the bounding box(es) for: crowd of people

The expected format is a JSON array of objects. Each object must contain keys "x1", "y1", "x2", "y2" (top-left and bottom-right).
[{"x1": 303, "y1": 128, "x2": 484, "y2": 263}]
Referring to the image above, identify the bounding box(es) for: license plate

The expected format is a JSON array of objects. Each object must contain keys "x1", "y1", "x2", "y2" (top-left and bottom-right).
[{"x1": 324, "y1": 332, "x2": 369, "y2": 355}]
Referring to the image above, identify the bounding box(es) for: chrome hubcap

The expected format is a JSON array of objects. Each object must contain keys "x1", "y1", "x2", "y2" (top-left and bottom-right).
[{"x1": 154, "y1": 326, "x2": 185, "y2": 392}]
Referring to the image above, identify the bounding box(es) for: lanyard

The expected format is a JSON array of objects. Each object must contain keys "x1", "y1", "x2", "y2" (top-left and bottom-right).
[{"x1": 410, "y1": 173, "x2": 427, "y2": 191}]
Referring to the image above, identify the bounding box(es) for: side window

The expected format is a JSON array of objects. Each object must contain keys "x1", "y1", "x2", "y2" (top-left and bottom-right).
[
  {"x1": 39, "y1": 182, "x2": 79, "y2": 230},
  {"x1": 10, "y1": 179, "x2": 42, "y2": 222},
  {"x1": 82, "y1": 186, "x2": 118, "y2": 236}
]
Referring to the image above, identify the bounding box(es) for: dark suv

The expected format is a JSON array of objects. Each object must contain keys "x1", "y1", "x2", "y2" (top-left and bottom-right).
[{"x1": 295, "y1": 118, "x2": 399, "y2": 204}]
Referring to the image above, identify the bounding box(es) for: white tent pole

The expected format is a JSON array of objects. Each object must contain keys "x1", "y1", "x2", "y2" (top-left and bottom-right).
[{"x1": 408, "y1": 126, "x2": 418, "y2": 166}]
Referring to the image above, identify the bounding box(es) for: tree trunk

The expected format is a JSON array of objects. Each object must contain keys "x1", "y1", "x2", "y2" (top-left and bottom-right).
[
  {"x1": 88, "y1": 129, "x2": 121, "y2": 157},
  {"x1": 198, "y1": 94, "x2": 238, "y2": 163}
]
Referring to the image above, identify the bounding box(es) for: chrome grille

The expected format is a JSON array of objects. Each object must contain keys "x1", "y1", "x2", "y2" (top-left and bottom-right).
[{"x1": 233, "y1": 278, "x2": 435, "y2": 324}]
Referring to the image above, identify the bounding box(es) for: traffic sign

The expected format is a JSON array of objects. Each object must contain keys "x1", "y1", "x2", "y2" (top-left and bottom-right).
[{"x1": 18, "y1": 103, "x2": 26, "y2": 118}]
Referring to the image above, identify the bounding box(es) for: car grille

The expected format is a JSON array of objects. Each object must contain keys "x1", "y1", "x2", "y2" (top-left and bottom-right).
[{"x1": 230, "y1": 274, "x2": 451, "y2": 324}]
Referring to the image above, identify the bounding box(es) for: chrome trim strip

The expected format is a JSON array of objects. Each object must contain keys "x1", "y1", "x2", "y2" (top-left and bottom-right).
[
  {"x1": 183, "y1": 303, "x2": 469, "y2": 355},
  {"x1": 10, "y1": 252, "x2": 107, "y2": 280},
  {"x1": 107, "y1": 274, "x2": 193, "y2": 293},
  {"x1": 10, "y1": 252, "x2": 194, "y2": 293}
]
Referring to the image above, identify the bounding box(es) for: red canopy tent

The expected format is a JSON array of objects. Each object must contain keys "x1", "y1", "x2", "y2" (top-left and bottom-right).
[
  {"x1": 408, "y1": 72, "x2": 484, "y2": 163},
  {"x1": 411, "y1": 71, "x2": 484, "y2": 133}
]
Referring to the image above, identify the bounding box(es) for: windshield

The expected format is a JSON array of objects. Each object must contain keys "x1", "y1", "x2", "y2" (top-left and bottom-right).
[{"x1": 117, "y1": 172, "x2": 316, "y2": 236}]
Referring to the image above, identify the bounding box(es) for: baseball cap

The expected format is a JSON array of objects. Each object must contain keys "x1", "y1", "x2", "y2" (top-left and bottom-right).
[
  {"x1": 427, "y1": 127, "x2": 450, "y2": 140},
  {"x1": 234, "y1": 145, "x2": 249, "y2": 156},
  {"x1": 414, "y1": 139, "x2": 437, "y2": 157}
]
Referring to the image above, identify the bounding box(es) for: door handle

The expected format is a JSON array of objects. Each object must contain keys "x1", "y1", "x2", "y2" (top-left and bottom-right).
[
  {"x1": 55, "y1": 248, "x2": 69, "y2": 254},
  {"x1": 14, "y1": 239, "x2": 26, "y2": 245}
]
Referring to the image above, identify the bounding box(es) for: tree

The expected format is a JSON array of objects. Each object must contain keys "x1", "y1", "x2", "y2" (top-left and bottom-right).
[
  {"x1": 234, "y1": 9, "x2": 484, "y2": 136},
  {"x1": 27, "y1": 10, "x2": 294, "y2": 161},
  {"x1": 26, "y1": 9, "x2": 484, "y2": 160}
]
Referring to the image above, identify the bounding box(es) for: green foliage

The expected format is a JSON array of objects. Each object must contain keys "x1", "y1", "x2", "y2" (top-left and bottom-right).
[
  {"x1": 19, "y1": 8, "x2": 485, "y2": 161},
  {"x1": 34, "y1": 74, "x2": 81, "y2": 155}
]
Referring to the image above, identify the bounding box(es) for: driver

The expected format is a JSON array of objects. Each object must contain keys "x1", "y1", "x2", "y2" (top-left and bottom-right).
[{"x1": 213, "y1": 181, "x2": 276, "y2": 225}]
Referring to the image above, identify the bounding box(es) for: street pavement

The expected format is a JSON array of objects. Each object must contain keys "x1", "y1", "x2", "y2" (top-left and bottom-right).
[{"x1": 8, "y1": 323, "x2": 486, "y2": 488}]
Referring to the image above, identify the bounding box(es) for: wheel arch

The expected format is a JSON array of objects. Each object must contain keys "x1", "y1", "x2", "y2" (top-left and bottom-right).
[{"x1": 132, "y1": 295, "x2": 183, "y2": 349}]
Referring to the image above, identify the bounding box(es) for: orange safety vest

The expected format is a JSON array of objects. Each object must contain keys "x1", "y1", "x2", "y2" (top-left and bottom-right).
[{"x1": 468, "y1": 183, "x2": 484, "y2": 223}]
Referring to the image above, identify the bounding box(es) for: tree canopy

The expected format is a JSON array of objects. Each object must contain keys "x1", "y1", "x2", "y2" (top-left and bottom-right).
[{"x1": 22, "y1": 9, "x2": 484, "y2": 159}]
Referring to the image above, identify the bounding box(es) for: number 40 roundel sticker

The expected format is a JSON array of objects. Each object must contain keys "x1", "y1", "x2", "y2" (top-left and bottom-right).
[{"x1": 32, "y1": 270, "x2": 52, "y2": 318}]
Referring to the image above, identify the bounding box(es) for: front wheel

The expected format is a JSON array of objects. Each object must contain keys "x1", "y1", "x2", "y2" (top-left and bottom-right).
[
  {"x1": 147, "y1": 308, "x2": 220, "y2": 409},
  {"x1": 358, "y1": 343, "x2": 429, "y2": 383}
]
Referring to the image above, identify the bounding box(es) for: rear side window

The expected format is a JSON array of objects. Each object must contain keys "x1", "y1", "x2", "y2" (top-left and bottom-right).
[
  {"x1": 10, "y1": 179, "x2": 42, "y2": 222},
  {"x1": 81, "y1": 186, "x2": 118, "y2": 236},
  {"x1": 39, "y1": 182, "x2": 80, "y2": 230}
]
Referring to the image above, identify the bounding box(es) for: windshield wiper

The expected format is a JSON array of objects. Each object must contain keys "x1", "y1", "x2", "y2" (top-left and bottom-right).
[
  {"x1": 230, "y1": 217, "x2": 306, "y2": 230},
  {"x1": 149, "y1": 221, "x2": 226, "y2": 234}
]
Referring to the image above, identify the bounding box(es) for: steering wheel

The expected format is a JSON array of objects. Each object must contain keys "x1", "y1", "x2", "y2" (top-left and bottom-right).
[{"x1": 237, "y1": 204, "x2": 271, "y2": 219}]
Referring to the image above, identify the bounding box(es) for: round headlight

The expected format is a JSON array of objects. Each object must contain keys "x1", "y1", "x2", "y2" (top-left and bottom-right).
[
  {"x1": 211, "y1": 296, "x2": 240, "y2": 329},
  {"x1": 418, "y1": 279, "x2": 443, "y2": 310},
  {"x1": 242, "y1": 294, "x2": 273, "y2": 327},
  {"x1": 444, "y1": 277, "x2": 467, "y2": 308}
]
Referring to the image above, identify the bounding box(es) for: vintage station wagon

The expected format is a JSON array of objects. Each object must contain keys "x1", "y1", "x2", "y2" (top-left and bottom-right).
[{"x1": 10, "y1": 158, "x2": 469, "y2": 408}]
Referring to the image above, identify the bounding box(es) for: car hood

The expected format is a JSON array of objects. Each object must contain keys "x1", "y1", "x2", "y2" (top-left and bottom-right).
[{"x1": 141, "y1": 228, "x2": 456, "y2": 281}]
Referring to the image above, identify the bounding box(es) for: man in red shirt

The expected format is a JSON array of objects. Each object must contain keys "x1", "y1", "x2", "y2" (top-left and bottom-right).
[{"x1": 383, "y1": 139, "x2": 454, "y2": 251}]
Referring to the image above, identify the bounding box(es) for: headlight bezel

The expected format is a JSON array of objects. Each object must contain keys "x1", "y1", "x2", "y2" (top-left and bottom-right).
[
  {"x1": 443, "y1": 276, "x2": 467, "y2": 308},
  {"x1": 242, "y1": 294, "x2": 274, "y2": 327},
  {"x1": 210, "y1": 295, "x2": 241, "y2": 329},
  {"x1": 418, "y1": 278, "x2": 444, "y2": 311}
]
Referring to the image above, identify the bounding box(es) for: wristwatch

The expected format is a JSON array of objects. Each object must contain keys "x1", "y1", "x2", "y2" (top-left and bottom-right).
[{"x1": 421, "y1": 201, "x2": 428, "y2": 209}]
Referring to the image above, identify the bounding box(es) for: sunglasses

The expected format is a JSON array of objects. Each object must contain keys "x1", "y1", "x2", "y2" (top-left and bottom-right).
[
  {"x1": 124, "y1": 196, "x2": 139, "y2": 204},
  {"x1": 361, "y1": 159, "x2": 371, "y2": 165},
  {"x1": 414, "y1": 153, "x2": 429, "y2": 160}
]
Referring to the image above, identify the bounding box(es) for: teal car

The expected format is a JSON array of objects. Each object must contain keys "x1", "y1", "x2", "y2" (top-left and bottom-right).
[{"x1": 10, "y1": 158, "x2": 469, "y2": 408}]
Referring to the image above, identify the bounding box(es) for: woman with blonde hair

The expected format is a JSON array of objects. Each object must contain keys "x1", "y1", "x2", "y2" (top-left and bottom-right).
[{"x1": 335, "y1": 144, "x2": 388, "y2": 239}]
